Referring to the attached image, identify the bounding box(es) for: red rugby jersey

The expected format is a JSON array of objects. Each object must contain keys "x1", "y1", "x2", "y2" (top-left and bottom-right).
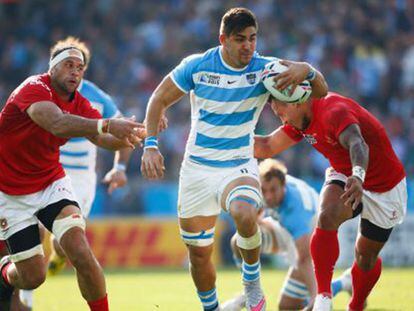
[
  {"x1": 0, "y1": 73, "x2": 101, "y2": 195},
  {"x1": 282, "y1": 92, "x2": 405, "y2": 192}
]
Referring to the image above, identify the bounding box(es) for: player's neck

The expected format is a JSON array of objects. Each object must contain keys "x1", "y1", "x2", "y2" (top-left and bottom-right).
[
  {"x1": 220, "y1": 48, "x2": 248, "y2": 70},
  {"x1": 50, "y1": 79, "x2": 72, "y2": 102}
]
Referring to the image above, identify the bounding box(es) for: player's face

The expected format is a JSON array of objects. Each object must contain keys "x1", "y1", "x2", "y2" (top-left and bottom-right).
[
  {"x1": 261, "y1": 176, "x2": 285, "y2": 207},
  {"x1": 220, "y1": 26, "x2": 257, "y2": 68},
  {"x1": 51, "y1": 57, "x2": 85, "y2": 95},
  {"x1": 270, "y1": 99, "x2": 309, "y2": 130}
]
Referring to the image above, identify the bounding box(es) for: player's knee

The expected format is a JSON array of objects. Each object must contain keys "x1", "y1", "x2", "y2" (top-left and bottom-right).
[
  {"x1": 318, "y1": 206, "x2": 341, "y2": 229},
  {"x1": 188, "y1": 245, "x2": 213, "y2": 267},
  {"x1": 355, "y1": 247, "x2": 379, "y2": 271},
  {"x1": 20, "y1": 268, "x2": 46, "y2": 289},
  {"x1": 230, "y1": 203, "x2": 257, "y2": 228}
]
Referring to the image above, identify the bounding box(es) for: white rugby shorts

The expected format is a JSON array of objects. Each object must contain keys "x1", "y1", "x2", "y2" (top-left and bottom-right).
[
  {"x1": 325, "y1": 167, "x2": 407, "y2": 229},
  {"x1": 65, "y1": 170, "x2": 96, "y2": 217},
  {"x1": 0, "y1": 176, "x2": 77, "y2": 240},
  {"x1": 177, "y1": 158, "x2": 261, "y2": 218}
]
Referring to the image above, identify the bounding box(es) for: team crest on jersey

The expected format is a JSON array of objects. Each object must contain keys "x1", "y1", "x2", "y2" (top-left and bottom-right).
[
  {"x1": 200, "y1": 73, "x2": 220, "y2": 85},
  {"x1": 246, "y1": 73, "x2": 257, "y2": 85},
  {"x1": 303, "y1": 134, "x2": 317, "y2": 145}
]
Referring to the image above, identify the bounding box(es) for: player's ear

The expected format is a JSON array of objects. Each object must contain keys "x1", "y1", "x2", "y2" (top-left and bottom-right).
[{"x1": 219, "y1": 33, "x2": 227, "y2": 46}]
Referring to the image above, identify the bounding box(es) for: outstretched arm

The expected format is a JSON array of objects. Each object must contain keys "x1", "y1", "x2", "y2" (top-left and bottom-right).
[
  {"x1": 254, "y1": 127, "x2": 298, "y2": 159},
  {"x1": 27, "y1": 101, "x2": 144, "y2": 149},
  {"x1": 338, "y1": 123, "x2": 369, "y2": 208}
]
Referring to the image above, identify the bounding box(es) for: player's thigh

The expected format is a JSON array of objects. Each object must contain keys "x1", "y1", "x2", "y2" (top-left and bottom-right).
[
  {"x1": 319, "y1": 183, "x2": 353, "y2": 226},
  {"x1": 361, "y1": 177, "x2": 407, "y2": 231},
  {"x1": 178, "y1": 161, "x2": 223, "y2": 219},
  {"x1": 0, "y1": 192, "x2": 44, "y2": 264}
]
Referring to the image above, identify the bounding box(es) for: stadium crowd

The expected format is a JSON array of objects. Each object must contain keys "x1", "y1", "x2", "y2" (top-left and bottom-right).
[{"x1": 1, "y1": 0, "x2": 414, "y2": 214}]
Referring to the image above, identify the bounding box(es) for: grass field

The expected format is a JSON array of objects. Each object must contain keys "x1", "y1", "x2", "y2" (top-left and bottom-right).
[{"x1": 34, "y1": 267, "x2": 414, "y2": 310}]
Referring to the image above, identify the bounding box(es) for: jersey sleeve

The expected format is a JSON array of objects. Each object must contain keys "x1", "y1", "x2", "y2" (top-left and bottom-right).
[
  {"x1": 328, "y1": 103, "x2": 359, "y2": 140},
  {"x1": 284, "y1": 198, "x2": 314, "y2": 240},
  {"x1": 78, "y1": 98, "x2": 102, "y2": 119},
  {"x1": 281, "y1": 125, "x2": 303, "y2": 142},
  {"x1": 14, "y1": 82, "x2": 53, "y2": 112},
  {"x1": 170, "y1": 54, "x2": 202, "y2": 93},
  {"x1": 98, "y1": 89, "x2": 119, "y2": 118}
]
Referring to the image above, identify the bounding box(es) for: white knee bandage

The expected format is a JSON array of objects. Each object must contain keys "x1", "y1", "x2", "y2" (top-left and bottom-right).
[
  {"x1": 236, "y1": 228, "x2": 261, "y2": 250},
  {"x1": 52, "y1": 214, "x2": 86, "y2": 243},
  {"x1": 225, "y1": 185, "x2": 263, "y2": 212},
  {"x1": 281, "y1": 278, "x2": 309, "y2": 300},
  {"x1": 180, "y1": 228, "x2": 215, "y2": 247},
  {"x1": 10, "y1": 245, "x2": 44, "y2": 263}
]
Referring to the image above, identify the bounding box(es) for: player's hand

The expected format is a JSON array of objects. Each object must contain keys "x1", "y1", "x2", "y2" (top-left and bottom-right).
[
  {"x1": 274, "y1": 60, "x2": 311, "y2": 95},
  {"x1": 340, "y1": 176, "x2": 363, "y2": 210},
  {"x1": 108, "y1": 116, "x2": 146, "y2": 147},
  {"x1": 141, "y1": 148, "x2": 165, "y2": 179},
  {"x1": 102, "y1": 168, "x2": 128, "y2": 194}
]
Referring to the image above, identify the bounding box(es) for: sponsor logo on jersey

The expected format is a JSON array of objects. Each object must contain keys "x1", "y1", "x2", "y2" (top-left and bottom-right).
[{"x1": 200, "y1": 73, "x2": 220, "y2": 85}]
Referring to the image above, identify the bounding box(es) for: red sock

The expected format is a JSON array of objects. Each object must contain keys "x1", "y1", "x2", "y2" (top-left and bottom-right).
[
  {"x1": 87, "y1": 294, "x2": 109, "y2": 311},
  {"x1": 349, "y1": 258, "x2": 382, "y2": 311},
  {"x1": 1, "y1": 262, "x2": 12, "y2": 287},
  {"x1": 310, "y1": 227, "x2": 339, "y2": 296}
]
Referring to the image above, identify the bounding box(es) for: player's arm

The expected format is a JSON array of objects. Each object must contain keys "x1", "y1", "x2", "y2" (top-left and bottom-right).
[
  {"x1": 338, "y1": 123, "x2": 369, "y2": 208},
  {"x1": 141, "y1": 77, "x2": 186, "y2": 180},
  {"x1": 27, "y1": 101, "x2": 144, "y2": 148},
  {"x1": 87, "y1": 134, "x2": 140, "y2": 150},
  {"x1": 274, "y1": 60, "x2": 328, "y2": 99},
  {"x1": 254, "y1": 127, "x2": 298, "y2": 159},
  {"x1": 103, "y1": 147, "x2": 133, "y2": 194},
  {"x1": 145, "y1": 76, "x2": 185, "y2": 136}
]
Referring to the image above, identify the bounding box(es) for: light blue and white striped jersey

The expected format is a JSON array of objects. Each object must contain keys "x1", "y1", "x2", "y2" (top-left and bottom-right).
[
  {"x1": 59, "y1": 79, "x2": 120, "y2": 173},
  {"x1": 171, "y1": 46, "x2": 276, "y2": 168},
  {"x1": 267, "y1": 175, "x2": 318, "y2": 240}
]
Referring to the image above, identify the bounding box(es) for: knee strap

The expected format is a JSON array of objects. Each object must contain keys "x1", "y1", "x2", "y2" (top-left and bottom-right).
[
  {"x1": 281, "y1": 278, "x2": 309, "y2": 300},
  {"x1": 52, "y1": 214, "x2": 86, "y2": 243},
  {"x1": 225, "y1": 185, "x2": 262, "y2": 212},
  {"x1": 236, "y1": 228, "x2": 261, "y2": 250},
  {"x1": 180, "y1": 228, "x2": 215, "y2": 247}
]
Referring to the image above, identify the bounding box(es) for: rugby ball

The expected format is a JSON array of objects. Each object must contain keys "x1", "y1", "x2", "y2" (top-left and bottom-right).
[{"x1": 261, "y1": 60, "x2": 312, "y2": 103}]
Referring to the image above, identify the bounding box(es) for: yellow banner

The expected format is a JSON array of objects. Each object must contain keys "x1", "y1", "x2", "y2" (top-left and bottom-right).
[{"x1": 84, "y1": 218, "x2": 222, "y2": 268}]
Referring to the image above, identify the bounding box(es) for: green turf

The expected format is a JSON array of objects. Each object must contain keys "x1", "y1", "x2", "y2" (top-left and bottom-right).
[{"x1": 34, "y1": 267, "x2": 414, "y2": 310}]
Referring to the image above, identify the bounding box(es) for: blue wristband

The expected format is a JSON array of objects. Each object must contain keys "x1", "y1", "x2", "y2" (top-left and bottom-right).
[{"x1": 144, "y1": 136, "x2": 158, "y2": 150}]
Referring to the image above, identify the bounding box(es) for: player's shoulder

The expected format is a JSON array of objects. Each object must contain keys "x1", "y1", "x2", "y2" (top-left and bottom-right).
[
  {"x1": 10, "y1": 73, "x2": 52, "y2": 100},
  {"x1": 78, "y1": 79, "x2": 115, "y2": 106},
  {"x1": 179, "y1": 47, "x2": 220, "y2": 70},
  {"x1": 19, "y1": 73, "x2": 51, "y2": 92}
]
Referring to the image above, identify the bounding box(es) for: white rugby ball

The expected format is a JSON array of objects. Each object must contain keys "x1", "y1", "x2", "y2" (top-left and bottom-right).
[{"x1": 261, "y1": 60, "x2": 312, "y2": 103}]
